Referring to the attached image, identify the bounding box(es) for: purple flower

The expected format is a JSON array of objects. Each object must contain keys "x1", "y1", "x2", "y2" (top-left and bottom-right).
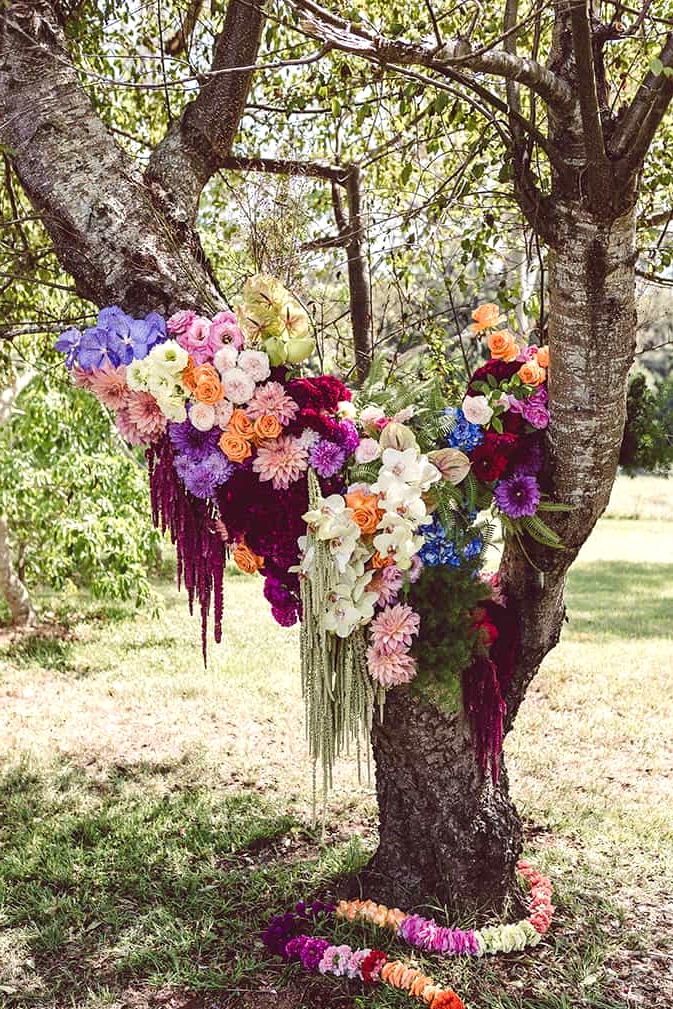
[
  {"x1": 55, "y1": 327, "x2": 82, "y2": 370},
  {"x1": 338, "y1": 419, "x2": 360, "y2": 455},
  {"x1": 308, "y1": 438, "x2": 346, "y2": 478},
  {"x1": 128, "y1": 312, "x2": 167, "y2": 358},
  {"x1": 514, "y1": 439, "x2": 544, "y2": 476},
  {"x1": 168, "y1": 420, "x2": 220, "y2": 460},
  {"x1": 398, "y1": 914, "x2": 480, "y2": 955},
  {"x1": 509, "y1": 386, "x2": 549, "y2": 429},
  {"x1": 493, "y1": 473, "x2": 541, "y2": 518},
  {"x1": 204, "y1": 452, "x2": 234, "y2": 485},
  {"x1": 182, "y1": 461, "x2": 217, "y2": 499}
]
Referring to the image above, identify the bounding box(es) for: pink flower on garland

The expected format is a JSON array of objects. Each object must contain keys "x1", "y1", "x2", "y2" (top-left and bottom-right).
[
  {"x1": 370, "y1": 564, "x2": 404, "y2": 607},
  {"x1": 246, "y1": 381, "x2": 299, "y2": 425},
  {"x1": 370, "y1": 603, "x2": 420, "y2": 654},
  {"x1": 116, "y1": 391, "x2": 167, "y2": 444},
  {"x1": 253, "y1": 435, "x2": 308, "y2": 490},
  {"x1": 366, "y1": 647, "x2": 417, "y2": 688},
  {"x1": 318, "y1": 944, "x2": 354, "y2": 977},
  {"x1": 88, "y1": 362, "x2": 130, "y2": 410}
]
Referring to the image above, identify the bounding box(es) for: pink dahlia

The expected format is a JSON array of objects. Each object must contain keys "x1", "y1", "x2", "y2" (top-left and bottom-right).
[
  {"x1": 370, "y1": 564, "x2": 403, "y2": 607},
  {"x1": 252, "y1": 435, "x2": 308, "y2": 490},
  {"x1": 370, "y1": 603, "x2": 420, "y2": 654},
  {"x1": 246, "y1": 381, "x2": 299, "y2": 425},
  {"x1": 116, "y1": 390, "x2": 167, "y2": 444},
  {"x1": 71, "y1": 365, "x2": 94, "y2": 389},
  {"x1": 367, "y1": 646, "x2": 417, "y2": 688},
  {"x1": 88, "y1": 362, "x2": 130, "y2": 410}
]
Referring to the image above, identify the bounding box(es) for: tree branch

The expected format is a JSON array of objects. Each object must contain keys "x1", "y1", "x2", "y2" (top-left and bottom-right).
[
  {"x1": 290, "y1": 0, "x2": 574, "y2": 110},
  {"x1": 146, "y1": 0, "x2": 266, "y2": 228},
  {"x1": 568, "y1": 0, "x2": 610, "y2": 208},
  {"x1": 220, "y1": 155, "x2": 348, "y2": 183},
  {"x1": 610, "y1": 32, "x2": 673, "y2": 175},
  {"x1": 0, "y1": 1, "x2": 225, "y2": 316}
]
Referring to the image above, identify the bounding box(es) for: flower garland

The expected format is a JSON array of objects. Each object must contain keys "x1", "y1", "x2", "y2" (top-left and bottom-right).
[
  {"x1": 56, "y1": 282, "x2": 564, "y2": 783},
  {"x1": 261, "y1": 861, "x2": 553, "y2": 1006}
]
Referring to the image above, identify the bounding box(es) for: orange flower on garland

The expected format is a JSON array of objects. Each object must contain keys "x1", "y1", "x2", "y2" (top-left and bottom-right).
[
  {"x1": 219, "y1": 430, "x2": 252, "y2": 463},
  {"x1": 253, "y1": 413, "x2": 283, "y2": 441},
  {"x1": 233, "y1": 542, "x2": 264, "y2": 574},
  {"x1": 536, "y1": 344, "x2": 549, "y2": 368},
  {"x1": 229, "y1": 408, "x2": 256, "y2": 440},
  {"x1": 192, "y1": 363, "x2": 224, "y2": 404},
  {"x1": 469, "y1": 303, "x2": 501, "y2": 333},
  {"x1": 344, "y1": 489, "x2": 383, "y2": 535},
  {"x1": 517, "y1": 359, "x2": 546, "y2": 386}
]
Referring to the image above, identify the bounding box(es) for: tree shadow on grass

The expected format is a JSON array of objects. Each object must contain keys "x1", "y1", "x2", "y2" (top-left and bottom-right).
[
  {"x1": 565, "y1": 561, "x2": 673, "y2": 639},
  {"x1": 0, "y1": 757, "x2": 359, "y2": 1008},
  {"x1": 3, "y1": 632, "x2": 75, "y2": 672}
]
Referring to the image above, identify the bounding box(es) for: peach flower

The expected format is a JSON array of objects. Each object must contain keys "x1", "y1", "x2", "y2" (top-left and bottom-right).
[
  {"x1": 469, "y1": 303, "x2": 501, "y2": 333},
  {"x1": 182, "y1": 356, "x2": 197, "y2": 393},
  {"x1": 487, "y1": 329, "x2": 519, "y2": 362},
  {"x1": 192, "y1": 364, "x2": 223, "y2": 404},
  {"x1": 219, "y1": 430, "x2": 252, "y2": 463},
  {"x1": 344, "y1": 489, "x2": 382, "y2": 535},
  {"x1": 536, "y1": 344, "x2": 549, "y2": 368},
  {"x1": 371, "y1": 550, "x2": 393, "y2": 569},
  {"x1": 233, "y1": 542, "x2": 264, "y2": 574},
  {"x1": 518, "y1": 360, "x2": 547, "y2": 386},
  {"x1": 228, "y1": 408, "x2": 255, "y2": 440}
]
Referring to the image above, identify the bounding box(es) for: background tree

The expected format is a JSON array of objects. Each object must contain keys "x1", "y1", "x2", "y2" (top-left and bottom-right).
[{"x1": 1, "y1": 0, "x2": 672, "y2": 913}]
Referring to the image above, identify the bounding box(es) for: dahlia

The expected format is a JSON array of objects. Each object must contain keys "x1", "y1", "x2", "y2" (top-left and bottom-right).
[
  {"x1": 366, "y1": 647, "x2": 417, "y2": 688},
  {"x1": 88, "y1": 362, "x2": 130, "y2": 410},
  {"x1": 252, "y1": 435, "x2": 308, "y2": 490},
  {"x1": 246, "y1": 381, "x2": 298, "y2": 424},
  {"x1": 370, "y1": 602, "x2": 420, "y2": 654},
  {"x1": 493, "y1": 473, "x2": 541, "y2": 518},
  {"x1": 122, "y1": 391, "x2": 167, "y2": 441}
]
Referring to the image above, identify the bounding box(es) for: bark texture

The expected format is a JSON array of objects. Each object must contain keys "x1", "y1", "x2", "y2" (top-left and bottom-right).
[
  {"x1": 0, "y1": 516, "x2": 35, "y2": 626},
  {"x1": 365, "y1": 692, "x2": 523, "y2": 915}
]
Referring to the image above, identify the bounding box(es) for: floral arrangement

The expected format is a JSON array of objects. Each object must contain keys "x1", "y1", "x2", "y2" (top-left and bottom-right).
[
  {"x1": 261, "y1": 860, "x2": 553, "y2": 1006},
  {"x1": 56, "y1": 283, "x2": 562, "y2": 785}
]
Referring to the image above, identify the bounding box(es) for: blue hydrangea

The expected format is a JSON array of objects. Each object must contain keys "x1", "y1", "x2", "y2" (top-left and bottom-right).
[
  {"x1": 418, "y1": 516, "x2": 463, "y2": 568},
  {"x1": 463, "y1": 536, "x2": 483, "y2": 561},
  {"x1": 445, "y1": 407, "x2": 484, "y2": 453}
]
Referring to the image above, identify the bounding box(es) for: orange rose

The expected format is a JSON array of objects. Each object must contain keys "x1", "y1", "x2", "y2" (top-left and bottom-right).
[
  {"x1": 182, "y1": 356, "x2": 197, "y2": 392},
  {"x1": 469, "y1": 303, "x2": 500, "y2": 333},
  {"x1": 253, "y1": 414, "x2": 282, "y2": 441},
  {"x1": 233, "y1": 542, "x2": 264, "y2": 574},
  {"x1": 517, "y1": 360, "x2": 546, "y2": 386},
  {"x1": 344, "y1": 489, "x2": 382, "y2": 535},
  {"x1": 229, "y1": 408, "x2": 255, "y2": 440},
  {"x1": 487, "y1": 329, "x2": 519, "y2": 362},
  {"x1": 371, "y1": 549, "x2": 393, "y2": 569},
  {"x1": 192, "y1": 364, "x2": 223, "y2": 404},
  {"x1": 536, "y1": 344, "x2": 549, "y2": 368},
  {"x1": 219, "y1": 430, "x2": 252, "y2": 463}
]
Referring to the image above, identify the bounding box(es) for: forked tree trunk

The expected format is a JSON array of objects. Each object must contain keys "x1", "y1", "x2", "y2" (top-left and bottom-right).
[
  {"x1": 365, "y1": 200, "x2": 638, "y2": 914},
  {"x1": 0, "y1": 516, "x2": 35, "y2": 627}
]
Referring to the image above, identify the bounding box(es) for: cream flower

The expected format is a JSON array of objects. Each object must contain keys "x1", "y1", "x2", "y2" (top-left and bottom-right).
[
  {"x1": 220, "y1": 367, "x2": 256, "y2": 405},
  {"x1": 148, "y1": 339, "x2": 189, "y2": 374},
  {"x1": 213, "y1": 344, "x2": 239, "y2": 373},
  {"x1": 189, "y1": 402, "x2": 216, "y2": 432},
  {"x1": 462, "y1": 394, "x2": 494, "y2": 426},
  {"x1": 237, "y1": 349, "x2": 270, "y2": 383},
  {"x1": 126, "y1": 358, "x2": 150, "y2": 392},
  {"x1": 354, "y1": 437, "x2": 381, "y2": 464}
]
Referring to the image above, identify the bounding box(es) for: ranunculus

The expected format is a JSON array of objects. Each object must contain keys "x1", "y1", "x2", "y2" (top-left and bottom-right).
[
  {"x1": 192, "y1": 364, "x2": 223, "y2": 404},
  {"x1": 344, "y1": 489, "x2": 382, "y2": 535},
  {"x1": 219, "y1": 431, "x2": 252, "y2": 463},
  {"x1": 189, "y1": 402, "x2": 215, "y2": 431},
  {"x1": 518, "y1": 360, "x2": 546, "y2": 386},
  {"x1": 228, "y1": 408, "x2": 255, "y2": 440},
  {"x1": 254, "y1": 414, "x2": 282, "y2": 440},
  {"x1": 461, "y1": 394, "x2": 493, "y2": 426},
  {"x1": 354, "y1": 437, "x2": 381, "y2": 464},
  {"x1": 167, "y1": 309, "x2": 196, "y2": 335},
  {"x1": 469, "y1": 303, "x2": 501, "y2": 333},
  {"x1": 487, "y1": 329, "x2": 519, "y2": 362},
  {"x1": 220, "y1": 366, "x2": 256, "y2": 404}
]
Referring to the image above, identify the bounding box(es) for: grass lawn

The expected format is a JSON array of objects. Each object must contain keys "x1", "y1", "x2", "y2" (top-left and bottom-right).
[{"x1": 0, "y1": 475, "x2": 671, "y2": 1009}]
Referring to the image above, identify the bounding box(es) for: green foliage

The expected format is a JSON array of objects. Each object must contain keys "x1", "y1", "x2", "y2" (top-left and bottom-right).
[
  {"x1": 620, "y1": 373, "x2": 673, "y2": 475},
  {"x1": 407, "y1": 564, "x2": 490, "y2": 711},
  {"x1": 0, "y1": 377, "x2": 161, "y2": 606}
]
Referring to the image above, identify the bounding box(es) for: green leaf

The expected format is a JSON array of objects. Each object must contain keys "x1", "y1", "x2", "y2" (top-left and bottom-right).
[{"x1": 650, "y1": 57, "x2": 664, "y2": 76}]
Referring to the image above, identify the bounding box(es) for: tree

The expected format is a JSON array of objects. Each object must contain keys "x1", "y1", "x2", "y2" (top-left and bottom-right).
[{"x1": 1, "y1": 0, "x2": 672, "y2": 915}]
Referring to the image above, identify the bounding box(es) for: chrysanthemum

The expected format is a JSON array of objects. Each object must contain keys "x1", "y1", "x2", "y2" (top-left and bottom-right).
[
  {"x1": 366, "y1": 646, "x2": 417, "y2": 688},
  {"x1": 370, "y1": 602, "x2": 420, "y2": 654},
  {"x1": 246, "y1": 381, "x2": 299, "y2": 425},
  {"x1": 253, "y1": 435, "x2": 308, "y2": 490},
  {"x1": 88, "y1": 362, "x2": 130, "y2": 410},
  {"x1": 493, "y1": 473, "x2": 541, "y2": 518},
  {"x1": 168, "y1": 419, "x2": 219, "y2": 459},
  {"x1": 182, "y1": 461, "x2": 217, "y2": 499}
]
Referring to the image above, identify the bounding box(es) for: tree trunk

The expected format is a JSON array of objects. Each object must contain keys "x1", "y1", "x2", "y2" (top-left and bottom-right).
[
  {"x1": 366, "y1": 200, "x2": 638, "y2": 914},
  {"x1": 365, "y1": 691, "x2": 523, "y2": 915},
  {"x1": 0, "y1": 516, "x2": 35, "y2": 627}
]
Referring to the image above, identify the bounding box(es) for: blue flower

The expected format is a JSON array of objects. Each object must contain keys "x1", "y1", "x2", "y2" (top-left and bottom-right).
[
  {"x1": 54, "y1": 327, "x2": 81, "y2": 370},
  {"x1": 445, "y1": 407, "x2": 484, "y2": 453},
  {"x1": 129, "y1": 312, "x2": 167, "y2": 359},
  {"x1": 463, "y1": 536, "x2": 483, "y2": 561}
]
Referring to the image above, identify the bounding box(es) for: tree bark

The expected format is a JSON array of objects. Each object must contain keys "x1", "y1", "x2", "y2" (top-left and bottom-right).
[{"x1": 0, "y1": 516, "x2": 35, "y2": 627}]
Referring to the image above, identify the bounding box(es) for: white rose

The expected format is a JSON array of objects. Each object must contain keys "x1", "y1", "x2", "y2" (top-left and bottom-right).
[
  {"x1": 237, "y1": 349, "x2": 271, "y2": 383},
  {"x1": 189, "y1": 402, "x2": 215, "y2": 432},
  {"x1": 354, "y1": 437, "x2": 381, "y2": 464},
  {"x1": 220, "y1": 367, "x2": 256, "y2": 405},
  {"x1": 461, "y1": 394, "x2": 493, "y2": 426},
  {"x1": 213, "y1": 344, "x2": 239, "y2": 373}
]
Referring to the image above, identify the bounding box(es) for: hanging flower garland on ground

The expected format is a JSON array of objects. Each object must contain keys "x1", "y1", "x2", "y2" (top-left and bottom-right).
[
  {"x1": 56, "y1": 282, "x2": 564, "y2": 785},
  {"x1": 260, "y1": 860, "x2": 553, "y2": 1006}
]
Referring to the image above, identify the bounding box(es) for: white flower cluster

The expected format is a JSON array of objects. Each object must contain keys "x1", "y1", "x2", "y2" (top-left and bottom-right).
[
  {"x1": 475, "y1": 919, "x2": 541, "y2": 955},
  {"x1": 371, "y1": 448, "x2": 440, "y2": 571},
  {"x1": 126, "y1": 339, "x2": 190, "y2": 422}
]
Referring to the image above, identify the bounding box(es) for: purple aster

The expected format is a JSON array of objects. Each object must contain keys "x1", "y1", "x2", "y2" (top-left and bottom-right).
[
  {"x1": 182, "y1": 461, "x2": 217, "y2": 499},
  {"x1": 168, "y1": 420, "x2": 220, "y2": 460},
  {"x1": 308, "y1": 438, "x2": 346, "y2": 478},
  {"x1": 173, "y1": 454, "x2": 195, "y2": 480},
  {"x1": 493, "y1": 473, "x2": 541, "y2": 518},
  {"x1": 55, "y1": 327, "x2": 82, "y2": 370}
]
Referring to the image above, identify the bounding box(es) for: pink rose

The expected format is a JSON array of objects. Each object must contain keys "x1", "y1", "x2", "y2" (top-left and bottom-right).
[{"x1": 167, "y1": 309, "x2": 196, "y2": 335}]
